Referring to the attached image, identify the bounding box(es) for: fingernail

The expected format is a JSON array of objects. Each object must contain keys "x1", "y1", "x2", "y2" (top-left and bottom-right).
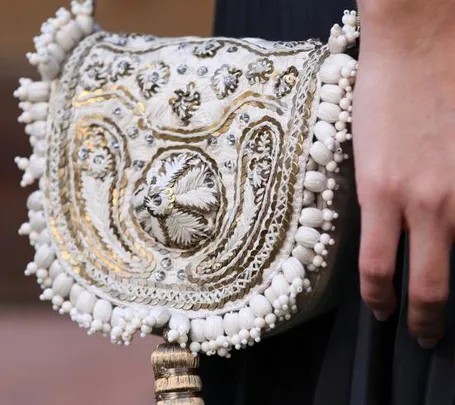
[
  {"x1": 418, "y1": 338, "x2": 439, "y2": 349},
  {"x1": 373, "y1": 311, "x2": 390, "y2": 322}
]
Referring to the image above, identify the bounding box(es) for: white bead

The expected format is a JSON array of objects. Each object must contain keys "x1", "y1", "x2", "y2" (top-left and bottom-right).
[
  {"x1": 320, "y1": 234, "x2": 332, "y2": 245},
  {"x1": 52, "y1": 295, "x2": 64, "y2": 307},
  {"x1": 264, "y1": 287, "x2": 278, "y2": 305},
  {"x1": 317, "y1": 102, "x2": 341, "y2": 123},
  {"x1": 231, "y1": 335, "x2": 241, "y2": 347},
  {"x1": 342, "y1": 13, "x2": 357, "y2": 27},
  {"x1": 249, "y1": 296, "x2": 272, "y2": 318},
  {"x1": 41, "y1": 288, "x2": 54, "y2": 301},
  {"x1": 314, "y1": 242, "x2": 326, "y2": 255},
  {"x1": 335, "y1": 131, "x2": 347, "y2": 143},
  {"x1": 272, "y1": 274, "x2": 290, "y2": 296},
  {"x1": 320, "y1": 84, "x2": 344, "y2": 104},
  {"x1": 339, "y1": 111, "x2": 351, "y2": 123},
  {"x1": 295, "y1": 227, "x2": 321, "y2": 248},
  {"x1": 111, "y1": 308, "x2": 124, "y2": 328},
  {"x1": 216, "y1": 335, "x2": 228, "y2": 348},
  {"x1": 282, "y1": 257, "x2": 305, "y2": 282},
  {"x1": 217, "y1": 347, "x2": 229, "y2": 357},
  {"x1": 25, "y1": 121, "x2": 46, "y2": 139},
  {"x1": 292, "y1": 245, "x2": 315, "y2": 265},
  {"x1": 167, "y1": 329, "x2": 180, "y2": 342},
  {"x1": 190, "y1": 319, "x2": 206, "y2": 342},
  {"x1": 76, "y1": 291, "x2": 97, "y2": 315},
  {"x1": 304, "y1": 171, "x2": 327, "y2": 193},
  {"x1": 239, "y1": 329, "x2": 250, "y2": 342},
  {"x1": 93, "y1": 300, "x2": 113, "y2": 323},
  {"x1": 312, "y1": 255, "x2": 324, "y2": 267},
  {"x1": 46, "y1": 43, "x2": 65, "y2": 63},
  {"x1": 322, "y1": 190, "x2": 334, "y2": 202},
  {"x1": 335, "y1": 121, "x2": 346, "y2": 131},
  {"x1": 310, "y1": 141, "x2": 333, "y2": 166},
  {"x1": 319, "y1": 59, "x2": 342, "y2": 83},
  {"x1": 265, "y1": 313, "x2": 277, "y2": 327},
  {"x1": 299, "y1": 207, "x2": 324, "y2": 228},
  {"x1": 341, "y1": 67, "x2": 352, "y2": 78},
  {"x1": 328, "y1": 36, "x2": 347, "y2": 54},
  {"x1": 223, "y1": 312, "x2": 240, "y2": 336},
  {"x1": 153, "y1": 308, "x2": 171, "y2": 328},
  {"x1": 338, "y1": 78, "x2": 351, "y2": 89},
  {"x1": 61, "y1": 301, "x2": 72, "y2": 314},
  {"x1": 52, "y1": 273, "x2": 73, "y2": 298},
  {"x1": 34, "y1": 245, "x2": 55, "y2": 269},
  {"x1": 339, "y1": 98, "x2": 351, "y2": 110},
  {"x1": 313, "y1": 120, "x2": 337, "y2": 143},
  {"x1": 190, "y1": 342, "x2": 201, "y2": 354},
  {"x1": 55, "y1": 28, "x2": 75, "y2": 51},
  {"x1": 254, "y1": 317, "x2": 266, "y2": 329},
  {"x1": 323, "y1": 209, "x2": 335, "y2": 222},
  {"x1": 36, "y1": 269, "x2": 48, "y2": 280},
  {"x1": 141, "y1": 325, "x2": 153, "y2": 335},
  {"x1": 65, "y1": 20, "x2": 83, "y2": 42},
  {"x1": 292, "y1": 278, "x2": 304, "y2": 292},
  {"x1": 144, "y1": 315, "x2": 156, "y2": 327},
  {"x1": 205, "y1": 316, "x2": 224, "y2": 341},
  {"x1": 76, "y1": 15, "x2": 94, "y2": 35},
  {"x1": 170, "y1": 314, "x2": 190, "y2": 335},
  {"x1": 238, "y1": 307, "x2": 256, "y2": 329},
  {"x1": 69, "y1": 284, "x2": 84, "y2": 305},
  {"x1": 326, "y1": 161, "x2": 338, "y2": 172}
]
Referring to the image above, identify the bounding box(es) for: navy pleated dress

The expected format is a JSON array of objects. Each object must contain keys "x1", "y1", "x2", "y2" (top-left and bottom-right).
[{"x1": 199, "y1": 1, "x2": 455, "y2": 404}]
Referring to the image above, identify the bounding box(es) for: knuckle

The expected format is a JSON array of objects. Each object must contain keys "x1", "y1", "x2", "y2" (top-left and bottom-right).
[
  {"x1": 357, "y1": 174, "x2": 400, "y2": 204},
  {"x1": 409, "y1": 286, "x2": 449, "y2": 310},
  {"x1": 359, "y1": 257, "x2": 393, "y2": 284},
  {"x1": 409, "y1": 185, "x2": 449, "y2": 213}
]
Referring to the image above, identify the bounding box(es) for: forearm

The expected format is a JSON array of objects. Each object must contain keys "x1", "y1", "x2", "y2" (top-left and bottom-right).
[{"x1": 356, "y1": 0, "x2": 455, "y2": 56}]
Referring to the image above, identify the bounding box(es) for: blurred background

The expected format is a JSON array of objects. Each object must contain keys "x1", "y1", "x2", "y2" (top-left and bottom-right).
[{"x1": 0, "y1": 1, "x2": 214, "y2": 404}]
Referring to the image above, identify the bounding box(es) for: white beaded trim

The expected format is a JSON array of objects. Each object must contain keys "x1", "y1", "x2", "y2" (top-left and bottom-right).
[{"x1": 15, "y1": 5, "x2": 359, "y2": 357}]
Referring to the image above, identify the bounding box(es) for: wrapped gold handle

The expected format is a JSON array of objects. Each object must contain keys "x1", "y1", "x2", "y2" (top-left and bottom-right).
[{"x1": 152, "y1": 343, "x2": 205, "y2": 405}]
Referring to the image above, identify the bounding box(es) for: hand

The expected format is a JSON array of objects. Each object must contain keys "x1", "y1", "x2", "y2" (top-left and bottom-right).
[{"x1": 352, "y1": 5, "x2": 455, "y2": 348}]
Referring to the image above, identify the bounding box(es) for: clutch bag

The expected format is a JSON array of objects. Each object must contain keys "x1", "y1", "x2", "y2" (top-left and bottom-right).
[{"x1": 15, "y1": 1, "x2": 360, "y2": 403}]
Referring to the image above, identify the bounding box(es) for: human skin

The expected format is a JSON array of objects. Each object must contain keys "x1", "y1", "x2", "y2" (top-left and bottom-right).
[{"x1": 353, "y1": 0, "x2": 455, "y2": 349}]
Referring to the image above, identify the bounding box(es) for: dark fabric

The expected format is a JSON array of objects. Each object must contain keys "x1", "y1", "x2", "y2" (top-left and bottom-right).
[{"x1": 200, "y1": 1, "x2": 455, "y2": 404}]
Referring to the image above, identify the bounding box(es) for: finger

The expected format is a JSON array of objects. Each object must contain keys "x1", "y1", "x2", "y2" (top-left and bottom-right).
[
  {"x1": 359, "y1": 200, "x2": 401, "y2": 321},
  {"x1": 407, "y1": 209, "x2": 450, "y2": 349}
]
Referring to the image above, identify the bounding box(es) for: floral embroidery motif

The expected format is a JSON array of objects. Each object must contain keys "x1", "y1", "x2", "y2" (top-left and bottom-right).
[
  {"x1": 81, "y1": 61, "x2": 108, "y2": 90},
  {"x1": 137, "y1": 62, "x2": 171, "y2": 99},
  {"x1": 169, "y1": 82, "x2": 201, "y2": 126},
  {"x1": 134, "y1": 152, "x2": 220, "y2": 249},
  {"x1": 245, "y1": 58, "x2": 274, "y2": 85},
  {"x1": 109, "y1": 57, "x2": 136, "y2": 82},
  {"x1": 193, "y1": 40, "x2": 223, "y2": 58},
  {"x1": 275, "y1": 66, "x2": 299, "y2": 98},
  {"x1": 211, "y1": 64, "x2": 242, "y2": 99}
]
